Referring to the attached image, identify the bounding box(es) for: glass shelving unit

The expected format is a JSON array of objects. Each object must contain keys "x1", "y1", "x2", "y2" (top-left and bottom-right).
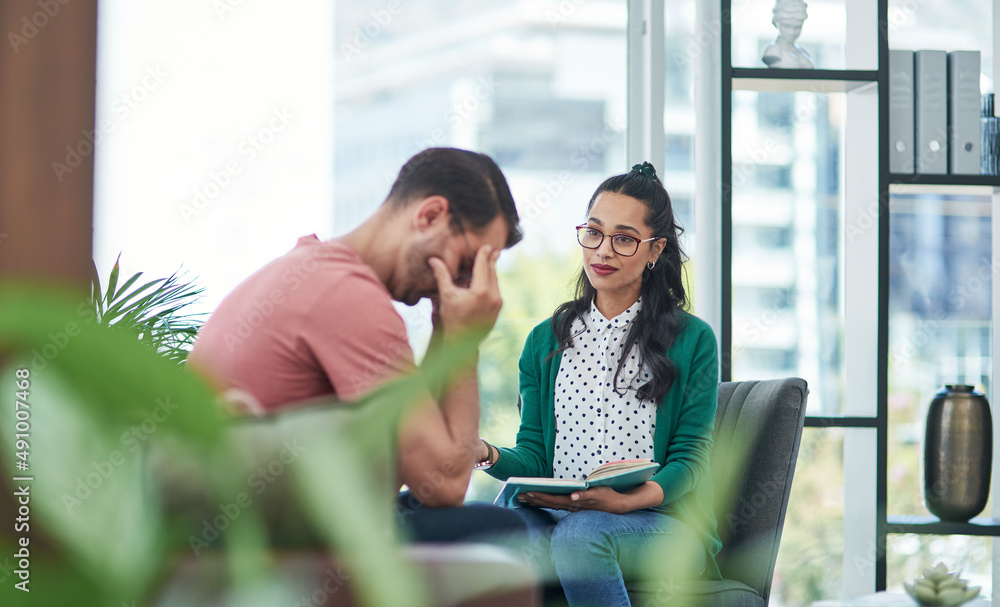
[{"x1": 721, "y1": 0, "x2": 1000, "y2": 596}]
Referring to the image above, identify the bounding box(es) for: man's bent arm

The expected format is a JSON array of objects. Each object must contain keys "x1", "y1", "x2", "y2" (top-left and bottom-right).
[
  {"x1": 395, "y1": 355, "x2": 480, "y2": 507},
  {"x1": 393, "y1": 245, "x2": 503, "y2": 507}
]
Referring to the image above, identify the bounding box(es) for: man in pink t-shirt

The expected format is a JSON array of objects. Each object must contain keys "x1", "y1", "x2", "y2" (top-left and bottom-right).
[
  {"x1": 189, "y1": 148, "x2": 524, "y2": 540},
  {"x1": 189, "y1": 234, "x2": 418, "y2": 409}
]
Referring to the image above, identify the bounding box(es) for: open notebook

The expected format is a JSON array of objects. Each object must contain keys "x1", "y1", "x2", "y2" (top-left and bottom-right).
[{"x1": 492, "y1": 458, "x2": 658, "y2": 508}]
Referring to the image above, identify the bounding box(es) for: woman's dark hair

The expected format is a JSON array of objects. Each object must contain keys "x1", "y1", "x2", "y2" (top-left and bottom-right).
[
  {"x1": 550, "y1": 163, "x2": 687, "y2": 403},
  {"x1": 387, "y1": 147, "x2": 522, "y2": 248}
]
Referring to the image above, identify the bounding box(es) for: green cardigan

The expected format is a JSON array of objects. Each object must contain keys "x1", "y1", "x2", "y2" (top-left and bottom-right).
[{"x1": 487, "y1": 310, "x2": 723, "y2": 580}]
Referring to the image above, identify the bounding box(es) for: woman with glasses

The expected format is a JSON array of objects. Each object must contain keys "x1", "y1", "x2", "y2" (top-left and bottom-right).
[{"x1": 475, "y1": 162, "x2": 722, "y2": 607}]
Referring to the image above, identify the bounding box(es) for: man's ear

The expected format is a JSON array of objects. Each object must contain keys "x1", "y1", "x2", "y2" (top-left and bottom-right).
[{"x1": 412, "y1": 195, "x2": 451, "y2": 233}]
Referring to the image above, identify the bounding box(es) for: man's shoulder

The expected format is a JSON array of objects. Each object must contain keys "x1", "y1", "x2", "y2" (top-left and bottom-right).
[
  {"x1": 202, "y1": 236, "x2": 396, "y2": 336},
  {"x1": 286, "y1": 237, "x2": 369, "y2": 274},
  {"x1": 279, "y1": 238, "x2": 390, "y2": 296}
]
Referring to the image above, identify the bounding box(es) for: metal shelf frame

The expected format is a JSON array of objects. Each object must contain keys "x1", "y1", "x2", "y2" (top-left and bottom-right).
[
  {"x1": 720, "y1": 0, "x2": 892, "y2": 592},
  {"x1": 719, "y1": 0, "x2": 1000, "y2": 598}
]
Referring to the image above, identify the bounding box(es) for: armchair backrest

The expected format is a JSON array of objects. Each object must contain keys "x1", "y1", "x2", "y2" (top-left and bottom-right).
[{"x1": 710, "y1": 378, "x2": 809, "y2": 603}]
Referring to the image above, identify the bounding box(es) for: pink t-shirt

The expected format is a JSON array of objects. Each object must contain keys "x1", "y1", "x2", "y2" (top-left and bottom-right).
[{"x1": 188, "y1": 235, "x2": 414, "y2": 410}]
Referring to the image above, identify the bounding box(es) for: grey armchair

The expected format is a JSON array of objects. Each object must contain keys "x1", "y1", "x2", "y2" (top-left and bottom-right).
[{"x1": 627, "y1": 377, "x2": 809, "y2": 607}]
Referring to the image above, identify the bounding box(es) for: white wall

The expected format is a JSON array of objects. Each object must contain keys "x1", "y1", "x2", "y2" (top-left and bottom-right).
[{"x1": 93, "y1": 0, "x2": 335, "y2": 312}]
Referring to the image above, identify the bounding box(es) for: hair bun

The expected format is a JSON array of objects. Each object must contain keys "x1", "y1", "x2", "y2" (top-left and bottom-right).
[{"x1": 630, "y1": 161, "x2": 657, "y2": 178}]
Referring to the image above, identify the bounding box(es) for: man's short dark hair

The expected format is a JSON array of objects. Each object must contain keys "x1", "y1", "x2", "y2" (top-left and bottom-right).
[{"x1": 386, "y1": 148, "x2": 522, "y2": 248}]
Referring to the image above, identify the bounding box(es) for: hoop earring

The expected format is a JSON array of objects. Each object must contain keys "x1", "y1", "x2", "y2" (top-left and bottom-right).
[{"x1": 646, "y1": 260, "x2": 656, "y2": 270}]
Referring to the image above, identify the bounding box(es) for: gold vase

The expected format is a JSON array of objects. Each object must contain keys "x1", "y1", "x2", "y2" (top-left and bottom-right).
[{"x1": 922, "y1": 384, "x2": 993, "y2": 522}]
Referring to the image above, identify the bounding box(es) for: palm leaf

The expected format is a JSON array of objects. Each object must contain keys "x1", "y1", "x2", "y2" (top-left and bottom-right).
[
  {"x1": 89, "y1": 260, "x2": 105, "y2": 319},
  {"x1": 110, "y1": 270, "x2": 144, "y2": 303},
  {"x1": 103, "y1": 276, "x2": 163, "y2": 320},
  {"x1": 89, "y1": 260, "x2": 206, "y2": 365},
  {"x1": 106, "y1": 253, "x2": 122, "y2": 304}
]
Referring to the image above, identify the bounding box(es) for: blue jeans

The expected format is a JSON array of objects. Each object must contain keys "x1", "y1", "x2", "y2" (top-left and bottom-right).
[{"x1": 514, "y1": 507, "x2": 706, "y2": 607}]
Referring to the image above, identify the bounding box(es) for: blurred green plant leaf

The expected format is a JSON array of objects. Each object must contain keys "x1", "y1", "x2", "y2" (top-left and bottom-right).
[
  {"x1": 0, "y1": 282, "x2": 227, "y2": 602},
  {"x1": 0, "y1": 282, "x2": 485, "y2": 607}
]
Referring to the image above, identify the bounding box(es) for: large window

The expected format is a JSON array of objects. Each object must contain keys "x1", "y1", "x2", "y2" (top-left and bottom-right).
[
  {"x1": 730, "y1": 89, "x2": 845, "y2": 417},
  {"x1": 94, "y1": 0, "x2": 336, "y2": 313},
  {"x1": 332, "y1": 0, "x2": 630, "y2": 501}
]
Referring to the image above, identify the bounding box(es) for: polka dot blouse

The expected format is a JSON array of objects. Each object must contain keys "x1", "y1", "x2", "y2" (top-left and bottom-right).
[{"x1": 552, "y1": 299, "x2": 656, "y2": 481}]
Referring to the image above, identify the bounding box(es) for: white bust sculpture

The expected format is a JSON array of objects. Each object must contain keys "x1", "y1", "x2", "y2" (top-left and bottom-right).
[{"x1": 761, "y1": 0, "x2": 814, "y2": 69}]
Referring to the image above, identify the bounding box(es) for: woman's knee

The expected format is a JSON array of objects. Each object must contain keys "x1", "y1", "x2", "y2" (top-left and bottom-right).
[{"x1": 550, "y1": 511, "x2": 616, "y2": 553}]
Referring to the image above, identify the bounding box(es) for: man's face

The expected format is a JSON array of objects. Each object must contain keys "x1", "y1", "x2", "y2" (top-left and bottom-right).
[{"x1": 396, "y1": 211, "x2": 510, "y2": 306}]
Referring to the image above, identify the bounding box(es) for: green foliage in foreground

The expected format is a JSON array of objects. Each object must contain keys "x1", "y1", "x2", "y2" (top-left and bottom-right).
[{"x1": 0, "y1": 282, "x2": 476, "y2": 607}]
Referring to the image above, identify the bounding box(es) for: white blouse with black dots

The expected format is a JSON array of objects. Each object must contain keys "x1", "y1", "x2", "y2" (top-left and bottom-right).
[{"x1": 551, "y1": 299, "x2": 656, "y2": 481}]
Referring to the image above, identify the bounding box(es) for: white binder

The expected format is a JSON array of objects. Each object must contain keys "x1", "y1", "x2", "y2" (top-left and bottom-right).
[
  {"x1": 947, "y1": 50, "x2": 981, "y2": 174},
  {"x1": 915, "y1": 50, "x2": 948, "y2": 174},
  {"x1": 889, "y1": 50, "x2": 915, "y2": 173}
]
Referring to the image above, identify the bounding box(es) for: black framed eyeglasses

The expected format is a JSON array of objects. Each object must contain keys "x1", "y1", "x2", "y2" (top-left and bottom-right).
[{"x1": 575, "y1": 224, "x2": 660, "y2": 257}]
